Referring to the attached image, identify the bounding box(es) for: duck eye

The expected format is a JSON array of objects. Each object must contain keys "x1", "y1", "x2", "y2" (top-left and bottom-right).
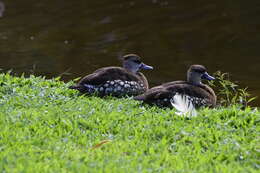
[{"x1": 133, "y1": 60, "x2": 141, "y2": 64}]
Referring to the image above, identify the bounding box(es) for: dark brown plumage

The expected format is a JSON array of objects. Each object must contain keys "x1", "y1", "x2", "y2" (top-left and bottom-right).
[
  {"x1": 134, "y1": 65, "x2": 216, "y2": 108},
  {"x1": 69, "y1": 54, "x2": 153, "y2": 97}
]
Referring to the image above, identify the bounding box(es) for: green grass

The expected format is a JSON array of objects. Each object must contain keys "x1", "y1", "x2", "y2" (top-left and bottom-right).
[{"x1": 0, "y1": 73, "x2": 259, "y2": 173}]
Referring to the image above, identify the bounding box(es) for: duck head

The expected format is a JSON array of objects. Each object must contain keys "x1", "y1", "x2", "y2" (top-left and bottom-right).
[
  {"x1": 122, "y1": 54, "x2": 153, "y2": 73},
  {"x1": 187, "y1": 65, "x2": 215, "y2": 85}
]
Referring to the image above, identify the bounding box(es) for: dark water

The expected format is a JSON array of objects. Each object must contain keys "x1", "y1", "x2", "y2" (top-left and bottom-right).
[{"x1": 0, "y1": 0, "x2": 260, "y2": 105}]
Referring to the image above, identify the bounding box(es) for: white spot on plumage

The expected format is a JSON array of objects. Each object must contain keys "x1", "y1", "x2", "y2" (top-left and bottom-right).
[
  {"x1": 130, "y1": 81, "x2": 136, "y2": 85},
  {"x1": 124, "y1": 84, "x2": 130, "y2": 88},
  {"x1": 105, "y1": 88, "x2": 112, "y2": 93}
]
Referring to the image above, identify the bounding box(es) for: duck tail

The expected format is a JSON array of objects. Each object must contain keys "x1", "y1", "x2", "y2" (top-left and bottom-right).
[
  {"x1": 133, "y1": 95, "x2": 143, "y2": 101},
  {"x1": 170, "y1": 93, "x2": 197, "y2": 117},
  {"x1": 69, "y1": 85, "x2": 77, "y2": 90},
  {"x1": 69, "y1": 85, "x2": 86, "y2": 93},
  {"x1": 69, "y1": 84, "x2": 96, "y2": 94}
]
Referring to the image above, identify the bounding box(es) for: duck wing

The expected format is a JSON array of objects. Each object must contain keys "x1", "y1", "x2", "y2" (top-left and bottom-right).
[
  {"x1": 78, "y1": 67, "x2": 140, "y2": 86},
  {"x1": 134, "y1": 86, "x2": 174, "y2": 107},
  {"x1": 134, "y1": 81, "x2": 187, "y2": 102},
  {"x1": 165, "y1": 83, "x2": 215, "y2": 107}
]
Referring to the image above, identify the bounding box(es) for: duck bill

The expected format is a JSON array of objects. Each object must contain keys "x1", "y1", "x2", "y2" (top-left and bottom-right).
[
  {"x1": 140, "y1": 63, "x2": 153, "y2": 70},
  {"x1": 202, "y1": 72, "x2": 215, "y2": 80}
]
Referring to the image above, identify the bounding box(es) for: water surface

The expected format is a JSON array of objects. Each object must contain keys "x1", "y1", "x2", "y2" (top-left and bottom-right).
[{"x1": 0, "y1": 0, "x2": 260, "y2": 105}]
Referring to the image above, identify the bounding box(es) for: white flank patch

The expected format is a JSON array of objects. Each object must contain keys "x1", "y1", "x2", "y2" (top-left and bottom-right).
[{"x1": 170, "y1": 93, "x2": 197, "y2": 117}]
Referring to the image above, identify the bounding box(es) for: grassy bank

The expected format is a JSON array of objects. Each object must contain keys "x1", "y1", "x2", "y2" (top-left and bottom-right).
[{"x1": 0, "y1": 73, "x2": 259, "y2": 172}]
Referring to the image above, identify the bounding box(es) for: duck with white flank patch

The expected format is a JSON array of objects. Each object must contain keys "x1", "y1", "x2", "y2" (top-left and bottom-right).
[
  {"x1": 134, "y1": 65, "x2": 216, "y2": 113},
  {"x1": 69, "y1": 54, "x2": 153, "y2": 97}
]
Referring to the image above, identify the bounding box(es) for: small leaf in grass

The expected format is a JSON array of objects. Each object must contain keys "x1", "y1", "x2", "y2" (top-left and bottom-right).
[{"x1": 91, "y1": 140, "x2": 112, "y2": 149}]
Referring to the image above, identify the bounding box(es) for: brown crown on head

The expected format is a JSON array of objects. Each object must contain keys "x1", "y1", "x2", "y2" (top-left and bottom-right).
[
  {"x1": 122, "y1": 54, "x2": 141, "y2": 61},
  {"x1": 189, "y1": 64, "x2": 206, "y2": 73}
]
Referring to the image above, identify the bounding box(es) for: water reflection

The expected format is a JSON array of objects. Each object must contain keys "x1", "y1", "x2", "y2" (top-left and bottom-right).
[
  {"x1": 0, "y1": 0, "x2": 259, "y2": 105},
  {"x1": 0, "y1": 1, "x2": 5, "y2": 17}
]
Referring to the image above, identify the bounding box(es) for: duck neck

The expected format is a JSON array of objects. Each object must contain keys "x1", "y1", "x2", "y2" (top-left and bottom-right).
[
  {"x1": 187, "y1": 72, "x2": 202, "y2": 86},
  {"x1": 123, "y1": 63, "x2": 138, "y2": 73}
]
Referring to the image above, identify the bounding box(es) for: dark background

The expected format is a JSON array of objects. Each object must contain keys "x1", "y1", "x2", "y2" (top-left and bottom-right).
[{"x1": 0, "y1": 0, "x2": 259, "y2": 105}]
